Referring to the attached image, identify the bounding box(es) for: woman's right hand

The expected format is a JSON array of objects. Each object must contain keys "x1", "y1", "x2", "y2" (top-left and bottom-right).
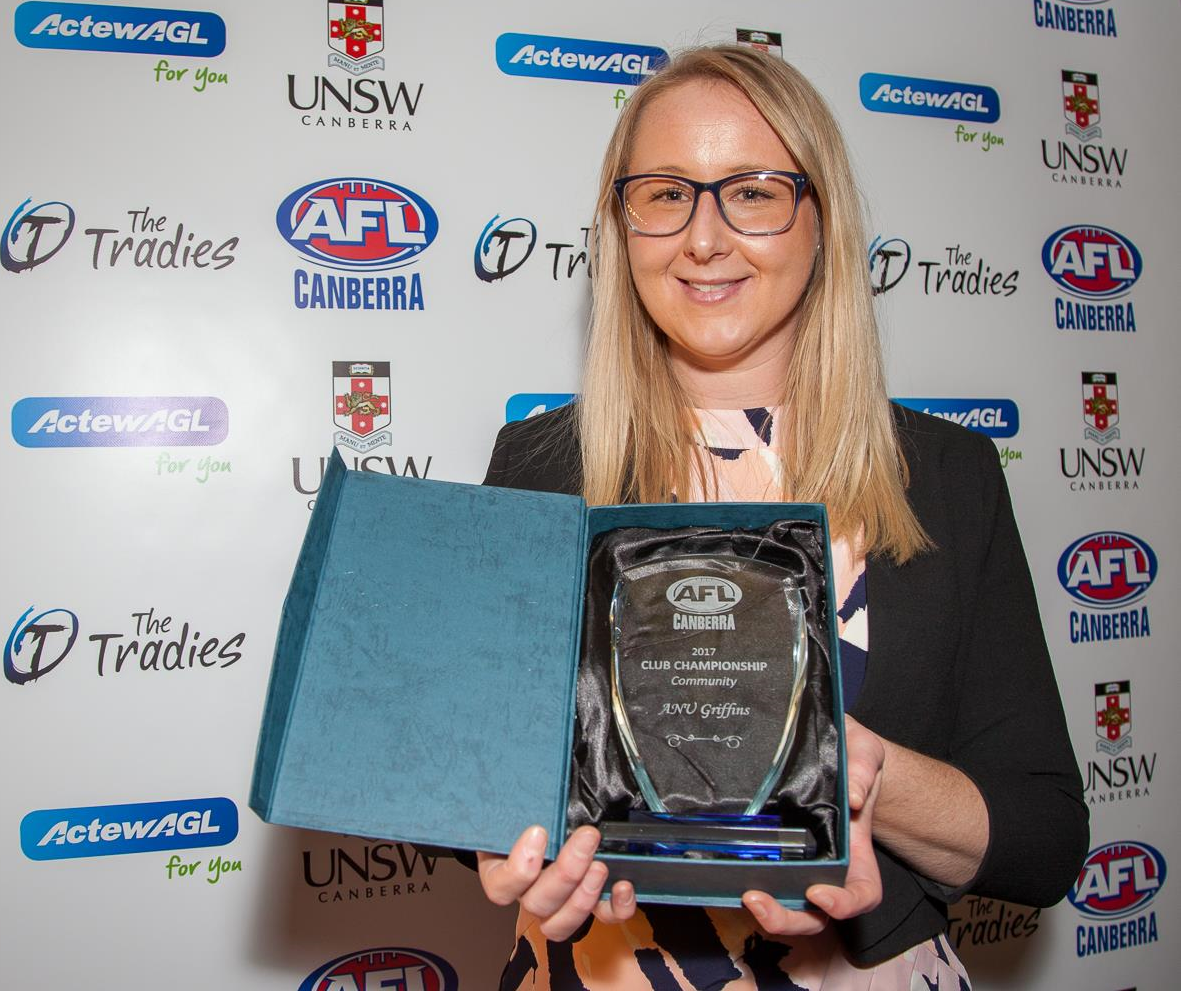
[{"x1": 477, "y1": 825, "x2": 637, "y2": 939}]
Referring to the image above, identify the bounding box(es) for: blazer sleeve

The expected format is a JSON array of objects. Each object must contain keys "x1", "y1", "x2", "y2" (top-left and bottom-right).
[{"x1": 946, "y1": 432, "x2": 1088, "y2": 906}]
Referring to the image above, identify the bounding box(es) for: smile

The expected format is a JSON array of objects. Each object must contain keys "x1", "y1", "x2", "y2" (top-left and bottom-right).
[{"x1": 678, "y1": 278, "x2": 746, "y2": 301}]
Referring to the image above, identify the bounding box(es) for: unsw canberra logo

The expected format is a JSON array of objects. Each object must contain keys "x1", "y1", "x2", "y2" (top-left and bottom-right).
[
  {"x1": 1085, "y1": 680, "x2": 1157, "y2": 808},
  {"x1": 1059, "y1": 371, "x2": 1144, "y2": 492}
]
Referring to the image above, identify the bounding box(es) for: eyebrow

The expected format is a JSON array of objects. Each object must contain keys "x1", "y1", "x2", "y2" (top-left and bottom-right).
[{"x1": 639, "y1": 163, "x2": 789, "y2": 176}]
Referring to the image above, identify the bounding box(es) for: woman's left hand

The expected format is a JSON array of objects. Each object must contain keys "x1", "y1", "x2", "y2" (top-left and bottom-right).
[{"x1": 742, "y1": 714, "x2": 885, "y2": 934}]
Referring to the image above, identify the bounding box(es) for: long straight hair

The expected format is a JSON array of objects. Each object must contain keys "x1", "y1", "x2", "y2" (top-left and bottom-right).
[{"x1": 578, "y1": 45, "x2": 928, "y2": 563}]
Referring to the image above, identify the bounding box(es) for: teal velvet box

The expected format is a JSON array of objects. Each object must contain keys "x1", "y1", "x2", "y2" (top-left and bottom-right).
[{"x1": 250, "y1": 450, "x2": 849, "y2": 907}]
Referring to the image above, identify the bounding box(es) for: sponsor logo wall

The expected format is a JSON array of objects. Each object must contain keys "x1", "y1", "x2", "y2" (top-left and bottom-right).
[{"x1": 2, "y1": 2, "x2": 1177, "y2": 989}]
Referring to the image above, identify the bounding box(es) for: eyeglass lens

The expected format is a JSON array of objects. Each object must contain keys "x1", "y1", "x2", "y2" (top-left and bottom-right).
[{"x1": 621, "y1": 174, "x2": 799, "y2": 235}]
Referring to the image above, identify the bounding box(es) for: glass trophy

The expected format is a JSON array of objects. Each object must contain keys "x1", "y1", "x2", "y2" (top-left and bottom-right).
[{"x1": 597, "y1": 555, "x2": 813, "y2": 859}]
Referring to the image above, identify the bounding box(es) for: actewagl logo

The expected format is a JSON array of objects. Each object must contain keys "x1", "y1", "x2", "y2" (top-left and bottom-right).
[
  {"x1": 505, "y1": 393, "x2": 575, "y2": 423},
  {"x1": 892, "y1": 399, "x2": 1019, "y2": 438},
  {"x1": 12, "y1": 396, "x2": 228, "y2": 447},
  {"x1": 860, "y1": 73, "x2": 1000, "y2": 123},
  {"x1": 21, "y1": 797, "x2": 238, "y2": 860},
  {"x1": 14, "y1": 2, "x2": 226, "y2": 57},
  {"x1": 495, "y1": 33, "x2": 668, "y2": 86}
]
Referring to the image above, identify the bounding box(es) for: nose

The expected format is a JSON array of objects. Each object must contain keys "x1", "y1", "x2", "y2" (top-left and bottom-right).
[{"x1": 681, "y1": 187, "x2": 731, "y2": 262}]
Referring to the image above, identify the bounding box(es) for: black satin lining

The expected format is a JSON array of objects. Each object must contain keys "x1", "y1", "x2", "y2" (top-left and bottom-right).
[{"x1": 568, "y1": 523, "x2": 840, "y2": 859}]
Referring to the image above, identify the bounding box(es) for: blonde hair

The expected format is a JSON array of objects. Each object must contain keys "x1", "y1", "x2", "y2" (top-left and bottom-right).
[{"x1": 578, "y1": 44, "x2": 928, "y2": 563}]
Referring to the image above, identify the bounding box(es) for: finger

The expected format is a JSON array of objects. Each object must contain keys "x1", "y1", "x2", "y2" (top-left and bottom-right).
[
  {"x1": 843, "y1": 718, "x2": 884, "y2": 811},
  {"x1": 538, "y1": 861, "x2": 610, "y2": 941},
  {"x1": 478, "y1": 825, "x2": 548, "y2": 906},
  {"x1": 519, "y1": 825, "x2": 601, "y2": 919},
  {"x1": 742, "y1": 891, "x2": 829, "y2": 936},
  {"x1": 593, "y1": 879, "x2": 637, "y2": 924},
  {"x1": 807, "y1": 787, "x2": 884, "y2": 920}
]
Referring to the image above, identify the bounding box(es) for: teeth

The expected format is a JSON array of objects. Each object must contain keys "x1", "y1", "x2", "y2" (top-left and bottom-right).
[{"x1": 687, "y1": 281, "x2": 735, "y2": 292}]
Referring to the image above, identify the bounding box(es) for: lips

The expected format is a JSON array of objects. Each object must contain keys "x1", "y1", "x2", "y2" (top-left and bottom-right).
[{"x1": 677, "y1": 276, "x2": 747, "y2": 302}]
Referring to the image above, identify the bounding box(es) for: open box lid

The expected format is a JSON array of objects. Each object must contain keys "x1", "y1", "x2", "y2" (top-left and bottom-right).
[{"x1": 250, "y1": 449, "x2": 588, "y2": 860}]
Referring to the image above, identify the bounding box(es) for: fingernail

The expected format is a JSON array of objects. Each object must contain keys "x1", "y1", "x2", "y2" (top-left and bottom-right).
[
  {"x1": 524, "y1": 825, "x2": 546, "y2": 858},
  {"x1": 747, "y1": 897, "x2": 768, "y2": 920},
  {"x1": 617, "y1": 885, "x2": 634, "y2": 906},
  {"x1": 582, "y1": 862, "x2": 608, "y2": 892},
  {"x1": 849, "y1": 787, "x2": 864, "y2": 807},
  {"x1": 575, "y1": 828, "x2": 600, "y2": 856}
]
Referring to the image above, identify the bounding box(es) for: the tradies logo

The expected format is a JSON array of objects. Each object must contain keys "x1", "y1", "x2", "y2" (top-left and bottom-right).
[
  {"x1": 1033, "y1": 0, "x2": 1118, "y2": 39},
  {"x1": 334, "y1": 361, "x2": 391, "y2": 452},
  {"x1": 495, "y1": 33, "x2": 668, "y2": 87},
  {"x1": 14, "y1": 2, "x2": 226, "y2": 56},
  {"x1": 328, "y1": 0, "x2": 383, "y2": 75},
  {"x1": 20, "y1": 797, "x2": 238, "y2": 860},
  {"x1": 1041, "y1": 71, "x2": 1128, "y2": 190},
  {"x1": 1071, "y1": 842, "x2": 1164, "y2": 958},
  {"x1": 4, "y1": 605, "x2": 245, "y2": 684},
  {"x1": 505, "y1": 393, "x2": 576, "y2": 423},
  {"x1": 11, "y1": 396, "x2": 228, "y2": 448},
  {"x1": 667, "y1": 576, "x2": 740, "y2": 632},
  {"x1": 1043, "y1": 225, "x2": 1141, "y2": 333},
  {"x1": 1059, "y1": 372, "x2": 1144, "y2": 492},
  {"x1": 868, "y1": 237, "x2": 1017, "y2": 298},
  {"x1": 948, "y1": 896, "x2": 1040, "y2": 953},
  {"x1": 276, "y1": 178, "x2": 437, "y2": 311},
  {"x1": 2, "y1": 198, "x2": 238, "y2": 273},
  {"x1": 287, "y1": 3, "x2": 420, "y2": 133},
  {"x1": 303, "y1": 838, "x2": 437, "y2": 905},
  {"x1": 859, "y1": 73, "x2": 1000, "y2": 123},
  {"x1": 1057, "y1": 531, "x2": 1155, "y2": 644},
  {"x1": 735, "y1": 29, "x2": 783, "y2": 58},
  {"x1": 474, "y1": 214, "x2": 592, "y2": 283},
  {"x1": 1085, "y1": 680, "x2": 1156, "y2": 806},
  {"x1": 1, "y1": 197, "x2": 74, "y2": 273},
  {"x1": 299, "y1": 947, "x2": 458, "y2": 991}
]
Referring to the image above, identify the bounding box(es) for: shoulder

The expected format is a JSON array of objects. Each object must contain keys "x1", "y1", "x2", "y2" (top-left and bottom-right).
[
  {"x1": 890, "y1": 402, "x2": 1003, "y2": 512},
  {"x1": 482, "y1": 402, "x2": 582, "y2": 495}
]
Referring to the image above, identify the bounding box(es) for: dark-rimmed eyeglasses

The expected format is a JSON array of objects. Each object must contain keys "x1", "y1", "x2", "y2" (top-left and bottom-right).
[{"x1": 613, "y1": 170, "x2": 810, "y2": 237}]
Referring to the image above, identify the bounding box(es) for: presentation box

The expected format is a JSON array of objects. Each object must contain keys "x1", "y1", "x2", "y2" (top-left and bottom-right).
[{"x1": 250, "y1": 450, "x2": 848, "y2": 907}]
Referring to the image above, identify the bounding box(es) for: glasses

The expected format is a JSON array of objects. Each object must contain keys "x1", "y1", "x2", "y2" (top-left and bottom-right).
[{"x1": 613, "y1": 170, "x2": 810, "y2": 237}]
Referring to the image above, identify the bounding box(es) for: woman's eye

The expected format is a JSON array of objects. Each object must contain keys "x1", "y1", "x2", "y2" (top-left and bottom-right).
[{"x1": 731, "y1": 185, "x2": 774, "y2": 202}]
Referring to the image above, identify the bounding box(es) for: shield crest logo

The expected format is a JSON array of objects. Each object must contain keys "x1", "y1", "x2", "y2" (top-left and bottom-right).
[
  {"x1": 1063, "y1": 70, "x2": 1101, "y2": 141},
  {"x1": 333, "y1": 361, "x2": 392, "y2": 452},
  {"x1": 1082, "y1": 371, "x2": 1119, "y2": 445},
  {"x1": 1095, "y1": 681, "x2": 1131, "y2": 755},
  {"x1": 328, "y1": 1, "x2": 385, "y2": 76}
]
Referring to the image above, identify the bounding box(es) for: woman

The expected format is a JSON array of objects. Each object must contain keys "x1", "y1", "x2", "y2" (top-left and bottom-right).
[{"x1": 477, "y1": 45, "x2": 1086, "y2": 989}]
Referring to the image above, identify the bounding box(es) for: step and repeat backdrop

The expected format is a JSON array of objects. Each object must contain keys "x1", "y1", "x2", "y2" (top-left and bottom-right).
[{"x1": 2, "y1": 1, "x2": 1178, "y2": 988}]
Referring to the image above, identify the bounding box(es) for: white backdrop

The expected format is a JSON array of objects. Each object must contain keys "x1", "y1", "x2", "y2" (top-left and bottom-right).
[{"x1": 2, "y1": 1, "x2": 1178, "y2": 988}]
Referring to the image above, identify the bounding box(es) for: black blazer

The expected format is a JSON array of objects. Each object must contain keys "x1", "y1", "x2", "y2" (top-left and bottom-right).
[{"x1": 483, "y1": 402, "x2": 1087, "y2": 965}]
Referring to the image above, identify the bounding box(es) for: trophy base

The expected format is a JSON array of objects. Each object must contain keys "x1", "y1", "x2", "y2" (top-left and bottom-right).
[{"x1": 598, "y1": 811, "x2": 817, "y2": 861}]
